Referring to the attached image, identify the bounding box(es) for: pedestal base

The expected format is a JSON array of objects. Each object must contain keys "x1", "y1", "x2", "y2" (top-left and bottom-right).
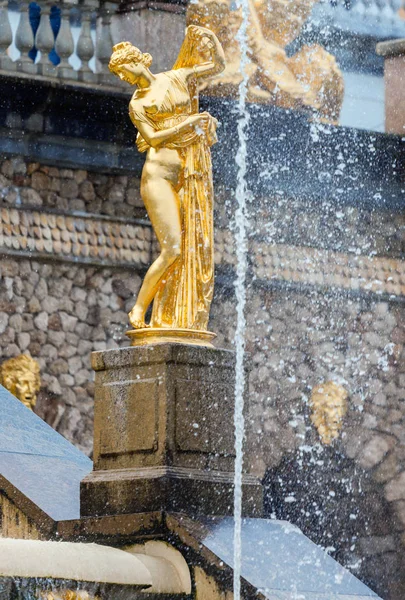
[
  {"x1": 81, "y1": 466, "x2": 262, "y2": 518},
  {"x1": 125, "y1": 328, "x2": 216, "y2": 348},
  {"x1": 81, "y1": 344, "x2": 262, "y2": 518}
]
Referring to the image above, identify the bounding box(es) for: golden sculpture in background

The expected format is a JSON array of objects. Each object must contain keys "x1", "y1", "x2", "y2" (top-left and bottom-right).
[
  {"x1": 40, "y1": 592, "x2": 98, "y2": 600},
  {"x1": 0, "y1": 354, "x2": 41, "y2": 411},
  {"x1": 109, "y1": 26, "x2": 225, "y2": 347},
  {"x1": 310, "y1": 381, "x2": 348, "y2": 445},
  {"x1": 186, "y1": 0, "x2": 344, "y2": 123}
]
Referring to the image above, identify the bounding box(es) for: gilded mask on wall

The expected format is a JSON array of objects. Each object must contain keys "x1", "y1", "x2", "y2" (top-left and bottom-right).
[
  {"x1": 310, "y1": 381, "x2": 348, "y2": 445},
  {"x1": 0, "y1": 354, "x2": 41, "y2": 411}
]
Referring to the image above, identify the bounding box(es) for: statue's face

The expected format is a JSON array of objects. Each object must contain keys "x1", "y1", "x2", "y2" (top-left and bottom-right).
[
  {"x1": 316, "y1": 398, "x2": 345, "y2": 439},
  {"x1": 9, "y1": 373, "x2": 38, "y2": 410},
  {"x1": 117, "y1": 63, "x2": 146, "y2": 85}
]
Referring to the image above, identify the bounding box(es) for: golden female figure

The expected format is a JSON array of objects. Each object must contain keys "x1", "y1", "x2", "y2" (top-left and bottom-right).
[{"x1": 109, "y1": 27, "x2": 225, "y2": 345}]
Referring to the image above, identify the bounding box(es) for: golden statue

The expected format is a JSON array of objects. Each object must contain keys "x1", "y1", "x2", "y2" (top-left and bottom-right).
[
  {"x1": 310, "y1": 381, "x2": 348, "y2": 445},
  {"x1": 0, "y1": 354, "x2": 41, "y2": 411},
  {"x1": 109, "y1": 26, "x2": 225, "y2": 347},
  {"x1": 186, "y1": 0, "x2": 344, "y2": 122}
]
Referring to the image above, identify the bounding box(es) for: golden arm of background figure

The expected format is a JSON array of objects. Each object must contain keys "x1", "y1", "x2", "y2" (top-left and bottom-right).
[
  {"x1": 245, "y1": 0, "x2": 318, "y2": 107},
  {"x1": 187, "y1": 25, "x2": 226, "y2": 78},
  {"x1": 186, "y1": 0, "x2": 343, "y2": 119}
]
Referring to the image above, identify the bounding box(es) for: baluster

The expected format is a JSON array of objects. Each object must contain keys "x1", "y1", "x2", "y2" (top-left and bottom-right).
[
  {"x1": 363, "y1": 0, "x2": 379, "y2": 21},
  {"x1": 35, "y1": 2, "x2": 57, "y2": 76},
  {"x1": 329, "y1": 0, "x2": 349, "y2": 23},
  {"x1": 0, "y1": 0, "x2": 14, "y2": 71},
  {"x1": 77, "y1": 5, "x2": 95, "y2": 81},
  {"x1": 352, "y1": 0, "x2": 367, "y2": 18},
  {"x1": 96, "y1": 2, "x2": 115, "y2": 83},
  {"x1": 55, "y1": 2, "x2": 76, "y2": 79},
  {"x1": 15, "y1": 0, "x2": 35, "y2": 74},
  {"x1": 382, "y1": 0, "x2": 399, "y2": 24},
  {"x1": 374, "y1": 0, "x2": 386, "y2": 19}
]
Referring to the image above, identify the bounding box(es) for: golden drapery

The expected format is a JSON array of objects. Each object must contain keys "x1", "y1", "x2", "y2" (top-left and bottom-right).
[
  {"x1": 151, "y1": 137, "x2": 214, "y2": 330},
  {"x1": 131, "y1": 69, "x2": 214, "y2": 331}
]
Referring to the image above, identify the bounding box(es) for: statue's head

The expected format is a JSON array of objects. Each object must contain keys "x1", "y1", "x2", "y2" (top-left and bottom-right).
[
  {"x1": 109, "y1": 42, "x2": 153, "y2": 84},
  {"x1": 310, "y1": 381, "x2": 348, "y2": 445},
  {"x1": 0, "y1": 354, "x2": 41, "y2": 411}
]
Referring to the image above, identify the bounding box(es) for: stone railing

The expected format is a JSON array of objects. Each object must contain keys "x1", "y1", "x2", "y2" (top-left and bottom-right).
[
  {"x1": 0, "y1": 0, "x2": 124, "y2": 86},
  {"x1": 314, "y1": 0, "x2": 405, "y2": 37}
]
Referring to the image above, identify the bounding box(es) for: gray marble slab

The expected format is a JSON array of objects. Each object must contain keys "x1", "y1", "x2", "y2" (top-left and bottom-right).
[
  {"x1": 199, "y1": 517, "x2": 381, "y2": 599},
  {"x1": 0, "y1": 385, "x2": 92, "y2": 521}
]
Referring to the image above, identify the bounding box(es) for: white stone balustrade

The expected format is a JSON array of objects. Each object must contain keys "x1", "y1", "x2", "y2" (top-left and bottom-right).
[
  {"x1": 0, "y1": 0, "x2": 122, "y2": 86},
  {"x1": 1, "y1": 0, "x2": 405, "y2": 86},
  {"x1": 316, "y1": 0, "x2": 405, "y2": 36}
]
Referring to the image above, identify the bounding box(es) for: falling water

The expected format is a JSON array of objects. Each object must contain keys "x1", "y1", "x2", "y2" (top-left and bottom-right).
[{"x1": 232, "y1": 0, "x2": 250, "y2": 595}]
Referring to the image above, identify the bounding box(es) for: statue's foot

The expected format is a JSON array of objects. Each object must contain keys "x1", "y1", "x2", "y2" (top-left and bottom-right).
[{"x1": 128, "y1": 308, "x2": 149, "y2": 330}]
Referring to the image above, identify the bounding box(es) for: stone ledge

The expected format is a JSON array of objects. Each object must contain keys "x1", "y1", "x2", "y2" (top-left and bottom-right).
[
  {"x1": 0, "y1": 68, "x2": 129, "y2": 97},
  {"x1": 91, "y1": 343, "x2": 235, "y2": 371},
  {"x1": 0, "y1": 129, "x2": 143, "y2": 175},
  {"x1": 83, "y1": 465, "x2": 259, "y2": 485},
  {"x1": 377, "y1": 39, "x2": 405, "y2": 58}
]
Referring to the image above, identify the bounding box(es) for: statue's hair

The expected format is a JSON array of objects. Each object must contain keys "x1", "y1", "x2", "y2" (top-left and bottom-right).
[
  {"x1": 108, "y1": 41, "x2": 152, "y2": 76},
  {"x1": 0, "y1": 354, "x2": 41, "y2": 391}
]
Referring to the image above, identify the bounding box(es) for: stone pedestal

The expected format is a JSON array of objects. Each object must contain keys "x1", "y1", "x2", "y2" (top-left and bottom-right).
[
  {"x1": 377, "y1": 39, "x2": 405, "y2": 135},
  {"x1": 81, "y1": 344, "x2": 262, "y2": 518}
]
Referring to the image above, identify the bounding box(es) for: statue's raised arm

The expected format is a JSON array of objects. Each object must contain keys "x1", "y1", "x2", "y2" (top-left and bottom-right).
[{"x1": 108, "y1": 27, "x2": 225, "y2": 347}]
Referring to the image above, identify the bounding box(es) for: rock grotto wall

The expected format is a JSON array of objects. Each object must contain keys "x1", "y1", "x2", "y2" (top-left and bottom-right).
[{"x1": 1, "y1": 153, "x2": 405, "y2": 598}]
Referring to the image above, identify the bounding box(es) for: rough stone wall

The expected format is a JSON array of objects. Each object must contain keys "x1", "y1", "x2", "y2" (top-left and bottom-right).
[
  {"x1": 1, "y1": 154, "x2": 405, "y2": 598},
  {"x1": 0, "y1": 257, "x2": 142, "y2": 456},
  {"x1": 210, "y1": 286, "x2": 405, "y2": 599},
  {"x1": 249, "y1": 192, "x2": 405, "y2": 258}
]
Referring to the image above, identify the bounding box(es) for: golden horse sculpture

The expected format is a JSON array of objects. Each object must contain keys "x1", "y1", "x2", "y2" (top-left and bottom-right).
[
  {"x1": 109, "y1": 26, "x2": 225, "y2": 347},
  {"x1": 186, "y1": 0, "x2": 344, "y2": 123},
  {"x1": 0, "y1": 354, "x2": 41, "y2": 411},
  {"x1": 310, "y1": 381, "x2": 348, "y2": 445}
]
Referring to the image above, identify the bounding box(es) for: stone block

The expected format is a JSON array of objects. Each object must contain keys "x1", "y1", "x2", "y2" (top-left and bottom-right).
[
  {"x1": 377, "y1": 40, "x2": 405, "y2": 135},
  {"x1": 81, "y1": 344, "x2": 262, "y2": 518}
]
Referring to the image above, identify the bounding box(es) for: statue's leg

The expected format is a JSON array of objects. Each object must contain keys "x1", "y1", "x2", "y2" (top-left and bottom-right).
[{"x1": 128, "y1": 175, "x2": 182, "y2": 329}]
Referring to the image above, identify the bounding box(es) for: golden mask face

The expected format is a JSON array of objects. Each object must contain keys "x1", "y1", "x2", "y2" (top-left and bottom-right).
[
  {"x1": 14, "y1": 373, "x2": 38, "y2": 409},
  {"x1": 0, "y1": 355, "x2": 41, "y2": 411},
  {"x1": 310, "y1": 381, "x2": 348, "y2": 445}
]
